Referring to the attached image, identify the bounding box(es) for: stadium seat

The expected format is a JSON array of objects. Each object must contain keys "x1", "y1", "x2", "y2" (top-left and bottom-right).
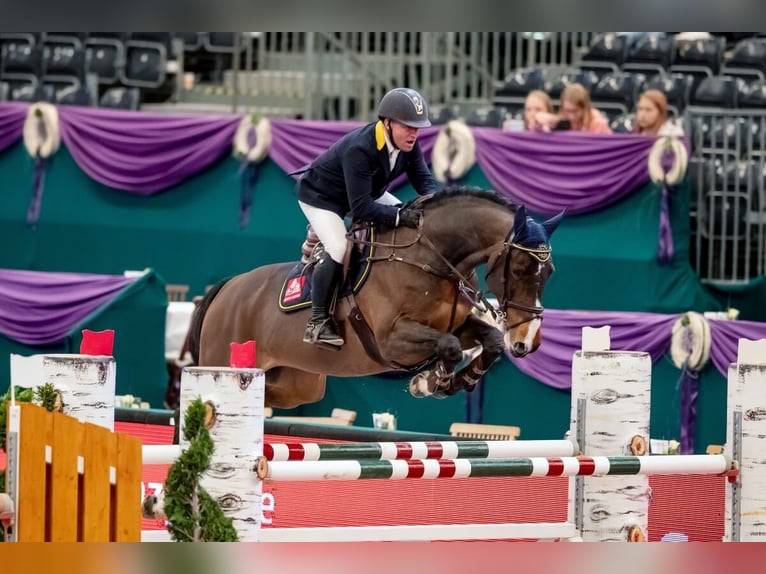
[
  {"x1": 590, "y1": 71, "x2": 643, "y2": 117},
  {"x1": 10, "y1": 83, "x2": 54, "y2": 103},
  {"x1": 0, "y1": 41, "x2": 43, "y2": 86},
  {"x1": 129, "y1": 33, "x2": 175, "y2": 55},
  {"x1": 99, "y1": 86, "x2": 140, "y2": 110},
  {"x1": 545, "y1": 69, "x2": 599, "y2": 100},
  {"x1": 54, "y1": 84, "x2": 95, "y2": 106},
  {"x1": 0, "y1": 33, "x2": 41, "y2": 48},
  {"x1": 493, "y1": 68, "x2": 545, "y2": 112},
  {"x1": 738, "y1": 79, "x2": 766, "y2": 108},
  {"x1": 43, "y1": 33, "x2": 87, "y2": 49},
  {"x1": 42, "y1": 43, "x2": 87, "y2": 88},
  {"x1": 690, "y1": 76, "x2": 740, "y2": 108},
  {"x1": 122, "y1": 41, "x2": 167, "y2": 88},
  {"x1": 642, "y1": 73, "x2": 695, "y2": 116},
  {"x1": 429, "y1": 103, "x2": 461, "y2": 125},
  {"x1": 670, "y1": 36, "x2": 726, "y2": 97},
  {"x1": 722, "y1": 38, "x2": 766, "y2": 81},
  {"x1": 85, "y1": 36, "x2": 125, "y2": 84},
  {"x1": 464, "y1": 105, "x2": 507, "y2": 128},
  {"x1": 579, "y1": 32, "x2": 629, "y2": 77},
  {"x1": 623, "y1": 32, "x2": 676, "y2": 76},
  {"x1": 174, "y1": 32, "x2": 206, "y2": 51},
  {"x1": 610, "y1": 112, "x2": 636, "y2": 133}
]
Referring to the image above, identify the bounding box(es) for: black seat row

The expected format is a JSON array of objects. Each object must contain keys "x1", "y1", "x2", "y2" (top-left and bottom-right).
[
  {"x1": 580, "y1": 32, "x2": 766, "y2": 82},
  {"x1": 0, "y1": 79, "x2": 140, "y2": 109}
]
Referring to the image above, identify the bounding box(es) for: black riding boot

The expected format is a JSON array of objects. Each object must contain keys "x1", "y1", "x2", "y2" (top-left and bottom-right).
[{"x1": 303, "y1": 252, "x2": 345, "y2": 346}]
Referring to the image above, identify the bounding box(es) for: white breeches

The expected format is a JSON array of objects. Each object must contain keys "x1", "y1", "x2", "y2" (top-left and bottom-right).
[{"x1": 299, "y1": 193, "x2": 401, "y2": 264}]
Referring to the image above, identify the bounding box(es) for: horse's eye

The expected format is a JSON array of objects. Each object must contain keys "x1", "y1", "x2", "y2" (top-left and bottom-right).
[{"x1": 511, "y1": 265, "x2": 525, "y2": 279}]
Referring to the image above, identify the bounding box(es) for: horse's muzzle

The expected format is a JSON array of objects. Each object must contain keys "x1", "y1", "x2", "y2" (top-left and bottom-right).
[{"x1": 510, "y1": 341, "x2": 530, "y2": 358}]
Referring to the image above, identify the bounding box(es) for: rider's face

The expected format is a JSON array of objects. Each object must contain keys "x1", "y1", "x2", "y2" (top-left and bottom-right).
[{"x1": 386, "y1": 120, "x2": 420, "y2": 152}]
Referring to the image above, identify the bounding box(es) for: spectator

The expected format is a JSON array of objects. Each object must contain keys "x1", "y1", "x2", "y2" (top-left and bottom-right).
[
  {"x1": 635, "y1": 89, "x2": 685, "y2": 137},
  {"x1": 535, "y1": 83, "x2": 613, "y2": 134},
  {"x1": 524, "y1": 90, "x2": 553, "y2": 131}
]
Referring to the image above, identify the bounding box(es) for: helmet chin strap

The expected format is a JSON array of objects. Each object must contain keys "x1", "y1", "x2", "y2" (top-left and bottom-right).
[{"x1": 384, "y1": 119, "x2": 400, "y2": 151}]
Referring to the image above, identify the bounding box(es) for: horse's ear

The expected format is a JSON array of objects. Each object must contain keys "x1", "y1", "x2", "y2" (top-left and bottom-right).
[
  {"x1": 513, "y1": 205, "x2": 528, "y2": 235},
  {"x1": 542, "y1": 210, "x2": 565, "y2": 238}
]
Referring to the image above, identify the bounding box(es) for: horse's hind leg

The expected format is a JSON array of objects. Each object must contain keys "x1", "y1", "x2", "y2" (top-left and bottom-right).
[{"x1": 265, "y1": 366, "x2": 327, "y2": 409}]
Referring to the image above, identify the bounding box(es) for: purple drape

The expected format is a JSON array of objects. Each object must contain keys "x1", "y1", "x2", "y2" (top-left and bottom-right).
[
  {"x1": 507, "y1": 309, "x2": 678, "y2": 390},
  {"x1": 57, "y1": 106, "x2": 240, "y2": 193},
  {"x1": 0, "y1": 269, "x2": 137, "y2": 345},
  {"x1": 709, "y1": 318, "x2": 766, "y2": 376},
  {"x1": 472, "y1": 129, "x2": 657, "y2": 215},
  {"x1": 269, "y1": 119, "x2": 365, "y2": 176},
  {"x1": 269, "y1": 119, "x2": 440, "y2": 190},
  {"x1": 0, "y1": 102, "x2": 28, "y2": 153}
]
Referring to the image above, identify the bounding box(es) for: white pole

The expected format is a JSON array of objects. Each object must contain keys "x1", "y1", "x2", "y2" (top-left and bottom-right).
[
  {"x1": 142, "y1": 445, "x2": 181, "y2": 465},
  {"x1": 143, "y1": 521, "x2": 579, "y2": 542}
]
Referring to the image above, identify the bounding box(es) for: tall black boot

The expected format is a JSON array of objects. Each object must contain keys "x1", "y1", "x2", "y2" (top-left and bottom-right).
[{"x1": 303, "y1": 252, "x2": 344, "y2": 346}]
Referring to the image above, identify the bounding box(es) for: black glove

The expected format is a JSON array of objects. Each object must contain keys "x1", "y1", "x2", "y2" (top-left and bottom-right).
[{"x1": 397, "y1": 208, "x2": 421, "y2": 229}]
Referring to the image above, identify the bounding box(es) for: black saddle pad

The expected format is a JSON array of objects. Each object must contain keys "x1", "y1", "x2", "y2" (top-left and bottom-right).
[{"x1": 278, "y1": 226, "x2": 377, "y2": 313}]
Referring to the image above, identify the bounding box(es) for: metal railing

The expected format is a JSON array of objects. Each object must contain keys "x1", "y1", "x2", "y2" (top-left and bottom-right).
[
  {"x1": 685, "y1": 108, "x2": 766, "y2": 285},
  {"x1": 183, "y1": 32, "x2": 595, "y2": 120}
]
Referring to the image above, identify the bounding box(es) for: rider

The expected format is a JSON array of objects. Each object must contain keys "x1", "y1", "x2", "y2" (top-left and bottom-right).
[{"x1": 297, "y1": 87, "x2": 439, "y2": 347}]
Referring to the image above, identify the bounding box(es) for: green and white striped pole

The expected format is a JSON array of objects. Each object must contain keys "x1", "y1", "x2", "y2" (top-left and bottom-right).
[{"x1": 256, "y1": 455, "x2": 732, "y2": 482}]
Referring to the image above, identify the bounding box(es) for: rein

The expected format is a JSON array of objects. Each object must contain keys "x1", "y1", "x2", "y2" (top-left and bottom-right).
[{"x1": 346, "y1": 214, "x2": 549, "y2": 328}]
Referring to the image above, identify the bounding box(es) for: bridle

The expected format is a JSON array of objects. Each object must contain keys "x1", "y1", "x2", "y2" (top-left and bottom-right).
[
  {"x1": 350, "y1": 217, "x2": 550, "y2": 330},
  {"x1": 485, "y1": 228, "x2": 550, "y2": 329}
]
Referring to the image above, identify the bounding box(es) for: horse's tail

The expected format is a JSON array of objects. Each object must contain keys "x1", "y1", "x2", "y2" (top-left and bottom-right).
[{"x1": 187, "y1": 278, "x2": 232, "y2": 365}]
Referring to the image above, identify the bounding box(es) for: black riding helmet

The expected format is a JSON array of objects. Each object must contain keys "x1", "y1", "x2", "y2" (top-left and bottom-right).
[{"x1": 378, "y1": 88, "x2": 432, "y2": 129}]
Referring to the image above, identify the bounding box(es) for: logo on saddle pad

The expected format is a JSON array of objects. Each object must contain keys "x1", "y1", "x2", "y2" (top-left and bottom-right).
[
  {"x1": 283, "y1": 276, "x2": 306, "y2": 303},
  {"x1": 278, "y1": 226, "x2": 378, "y2": 313}
]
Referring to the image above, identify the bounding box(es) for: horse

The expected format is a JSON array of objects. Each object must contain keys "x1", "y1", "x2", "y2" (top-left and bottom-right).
[{"x1": 188, "y1": 186, "x2": 563, "y2": 409}]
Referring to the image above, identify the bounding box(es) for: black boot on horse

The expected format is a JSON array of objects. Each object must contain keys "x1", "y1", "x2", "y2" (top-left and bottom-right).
[{"x1": 303, "y1": 251, "x2": 345, "y2": 348}]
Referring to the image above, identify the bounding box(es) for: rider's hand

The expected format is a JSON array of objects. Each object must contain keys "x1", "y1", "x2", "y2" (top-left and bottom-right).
[{"x1": 397, "y1": 208, "x2": 421, "y2": 229}]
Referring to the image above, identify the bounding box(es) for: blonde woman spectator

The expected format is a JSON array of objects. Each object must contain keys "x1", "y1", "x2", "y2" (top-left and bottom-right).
[
  {"x1": 535, "y1": 83, "x2": 612, "y2": 134},
  {"x1": 523, "y1": 90, "x2": 553, "y2": 131},
  {"x1": 635, "y1": 89, "x2": 685, "y2": 137}
]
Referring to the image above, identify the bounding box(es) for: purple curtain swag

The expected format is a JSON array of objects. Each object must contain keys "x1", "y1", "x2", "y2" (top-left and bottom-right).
[
  {"x1": 0, "y1": 103, "x2": 686, "y2": 261},
  {"x1": 506, "y1": 309, "x2": 766, "y2": 453},
  {"x1": 0, "y1": 268, "x2": 137, "y2": 345}
]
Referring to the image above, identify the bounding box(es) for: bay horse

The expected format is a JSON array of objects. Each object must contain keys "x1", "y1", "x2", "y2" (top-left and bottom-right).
[{"x1": 189, "y1": 187, "x2": 563, "y2": 409}]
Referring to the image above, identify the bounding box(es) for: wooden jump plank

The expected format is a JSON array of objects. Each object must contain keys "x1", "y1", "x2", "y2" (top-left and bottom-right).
[
  {"x1": 16, "y1": 403, "x2": 52, "y2": 542},
  {"x1": 82, "y1": 423, "x2": 115, "y2": 541},
  {"x1": 114, "y1": 432, "x2": 142, "y2": 542},
  {"x1": 49, "y1": 411, "x2": 83, "y2": 541}
]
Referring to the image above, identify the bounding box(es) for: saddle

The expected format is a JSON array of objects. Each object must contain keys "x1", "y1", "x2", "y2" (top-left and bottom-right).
[{"x1": 277, "y1": 224, "x2": 376, "y2": 313}]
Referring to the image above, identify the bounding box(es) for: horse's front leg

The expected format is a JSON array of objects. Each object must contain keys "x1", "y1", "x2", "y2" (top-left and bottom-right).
[
  {"x1": 451, "y1": 312, "x2": 506, "y2": 394},
  {"x1": 380, "y1": 319, "x2": 463, "y2": 399}
]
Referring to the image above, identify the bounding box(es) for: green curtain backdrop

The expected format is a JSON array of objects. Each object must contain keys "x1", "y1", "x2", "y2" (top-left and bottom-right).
[{"x1": 0, "y1": 141, "x2": 740, "y2": 450}]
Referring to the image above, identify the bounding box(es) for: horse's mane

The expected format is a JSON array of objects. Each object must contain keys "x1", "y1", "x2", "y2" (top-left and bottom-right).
[{"x1": 404, "y1": 185, "x2": 516, "y2": 212}]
